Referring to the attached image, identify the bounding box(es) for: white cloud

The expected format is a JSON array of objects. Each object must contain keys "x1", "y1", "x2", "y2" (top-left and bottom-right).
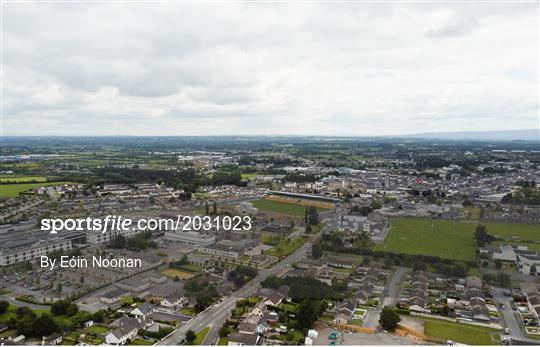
[{"x1": 2, "y1": 2, "x2": 538, "y2": 136}]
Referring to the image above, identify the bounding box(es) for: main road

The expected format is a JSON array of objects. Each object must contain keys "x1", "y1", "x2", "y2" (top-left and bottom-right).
[{"x1": 160, "y1": 214, "x2": 338, "y2": 345}]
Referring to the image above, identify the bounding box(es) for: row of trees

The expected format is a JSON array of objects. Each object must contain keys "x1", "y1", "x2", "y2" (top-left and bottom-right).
[{"x1": 110, "y1": 231, "x2": 157, "y2": 250}]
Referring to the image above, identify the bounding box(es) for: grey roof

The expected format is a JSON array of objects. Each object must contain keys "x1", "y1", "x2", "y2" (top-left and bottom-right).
[{"x1": 228, "y1": 332, "x2": 259, "y2": 345}]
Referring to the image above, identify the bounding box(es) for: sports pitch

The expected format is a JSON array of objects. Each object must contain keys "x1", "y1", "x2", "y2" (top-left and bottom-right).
[{"x1": 374, "y1": 218, "x2": 477, "y2": 261}]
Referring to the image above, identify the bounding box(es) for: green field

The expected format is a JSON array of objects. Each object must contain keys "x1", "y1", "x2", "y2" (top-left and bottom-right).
[
  {"x1": 374, "y1": 218, "x2": 476, "y2": 261},
  {"x1": 241, "y1": 173, "x2": 257, "y2": 180},
  {"x1": 422, "y1": 317, "x2": 501, "y2": 345},
  {"x1": 483, "y1": 222, "x2": 539, "y2": 241},
  {"x1": 251, "y1": 199, "x2": 327, "y2": 217},
  {"x1": 0, "y1": 182, "x2": 73, "y2": 198},
  {"x1": 263, "y1": 236, "x2": 308, "y2": 257},
  {"x1": 0, "y1": 176, "x2": 47, "y2": 183}
]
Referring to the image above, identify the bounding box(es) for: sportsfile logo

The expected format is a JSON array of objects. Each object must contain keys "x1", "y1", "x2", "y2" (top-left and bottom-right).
[{"x1": 40, "y1": 215, "x2": 252, "y2": 234}]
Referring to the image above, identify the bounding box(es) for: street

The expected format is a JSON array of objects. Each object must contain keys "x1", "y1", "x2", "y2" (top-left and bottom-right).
[
  {"x1": 492, "y1": 287, "x2": 540, "y2": 345},
  {"x1": 160, "y1": 223, "x2": 329, "y2": 345}
]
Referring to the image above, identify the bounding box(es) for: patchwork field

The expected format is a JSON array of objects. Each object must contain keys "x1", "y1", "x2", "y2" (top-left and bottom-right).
[
  {"x1": 422, "y1": 317, "x2": 501, "y2": 345},
  {"x1": 373, "y1": 218, "x2": 476, "y2": 261},
  {"x1": 251, "y1": 199, "x2": 327, "y2": 217}
]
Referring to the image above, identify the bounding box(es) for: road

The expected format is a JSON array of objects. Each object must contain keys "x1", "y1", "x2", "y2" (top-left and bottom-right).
[
  {"x1": 364, "y1": 266, "x2": 408, "y2": 329},
  {"x1": 491, "y1": 287, "x2": 540, "y2": 345},
  {"x1": 160, "y1": 216, "x2": 335, "y2": 345}
]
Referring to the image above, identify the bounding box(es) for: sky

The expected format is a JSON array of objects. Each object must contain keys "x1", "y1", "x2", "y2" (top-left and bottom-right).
[{"x1": 2, "y1": 2, "x2": 539, "y2": 136}]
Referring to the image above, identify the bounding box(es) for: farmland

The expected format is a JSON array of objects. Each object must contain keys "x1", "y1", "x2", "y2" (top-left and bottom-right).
[
  {"x1": 251, "y1": 199, "x2": 327, "y2": 217},
  {"x1": 0, "y1": 175, "x2": 47, "y2": 183},
  {"x1": 373, "y1": 218, "x2": 476, "y2": 261}
]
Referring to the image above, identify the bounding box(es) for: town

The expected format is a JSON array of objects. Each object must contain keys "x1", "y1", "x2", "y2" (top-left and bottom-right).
[{"x1": 0, "y1": 136, "x2": 538, "y2": 346}]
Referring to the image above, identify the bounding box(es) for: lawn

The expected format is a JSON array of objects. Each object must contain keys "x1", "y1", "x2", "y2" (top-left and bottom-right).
[
  {"x1": 84, "y1": 324, "x2": 110, "y2": 334},
  {"x1": 131, "y1": 338, "x2": 154, "y2": 345},
  {"x1": 0, "y1": 176, "x2": 47, "y2": 183},
  {"x1": 422, "y1": 317, "x2": 501, "y2": 345},
  {"x1": 263, "y1": 236, "x2": 308, "y2": 258},
  {"x1": 373, "y1": 218, "x2": 476, "y2": 261},
  {"x1": 193, "y1": 327, "x2": 210, "y2": 345},
  {"x1": 218, "y1": 337, "x2": 228, "y2": 345},
  {"x1": 251, "y1": 199, "x2": 327, "y2": 217},
  {"x1": 0, "y1": 182, "x2": 74, "y2": 198}
]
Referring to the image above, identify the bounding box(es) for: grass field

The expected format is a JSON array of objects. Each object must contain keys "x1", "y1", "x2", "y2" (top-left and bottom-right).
[
  {"x1": 263, "y1": 236, "x2": 308, "y2": 257},
  {"x1": 374, "y1": 218, "x2": 476, "y2": 261},
  {"x1": 422, "y1": 317, "x2": 501, "y2": 345},
  {"x1": 162, "y1": 268, "x2": 196, "y2": 279},
  {"x1": 483, "y1": 222, "x2": 539, "y2": 241},
  {"x1": 241, "y1": 173, "x2": 257, "y2": 180},
  {"x1": 0, "y1": 176, "x2": 47, "y2": 183},
  {"x1": 0, "y1": 182, "x2": 73, "y2": 198},
  {"x1": 251, "y1": 199, "x2": 327, "y2": 217}
]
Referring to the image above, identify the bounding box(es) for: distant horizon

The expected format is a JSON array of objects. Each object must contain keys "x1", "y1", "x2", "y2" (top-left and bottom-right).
[
  {"x1": 2, "y1": 2, "x2": 538, "y2": 136},
  {"x1": 2, "y1": 128, "x2": 539, "y2": 141}
]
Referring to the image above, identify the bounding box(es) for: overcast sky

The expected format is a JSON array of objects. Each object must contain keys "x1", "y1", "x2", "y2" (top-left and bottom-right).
[{"x1": 2, "y1": 2, "x2": 538, "y2": 136}]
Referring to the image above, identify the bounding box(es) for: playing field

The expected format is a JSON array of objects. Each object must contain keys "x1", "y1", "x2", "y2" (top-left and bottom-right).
[
  {"x1": 483, "y1": 222, "x2": 539, "y2": 241},
  {"x1": 0, "y1": 182, "x2": 73, "y2": 198},
  {"x1": 373, "y1": 218, "x2": 476, "y2": 261},
  {"x1": 251, "y1": 199, "x2": 327, "y2": 217},
  {"x1": 422, "y1": 317, "x2": 501, "y2": 345}
]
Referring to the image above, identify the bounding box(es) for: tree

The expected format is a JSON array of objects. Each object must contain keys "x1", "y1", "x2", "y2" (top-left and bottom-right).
[
  {"x1": 213, "y1": 201, "x2": 218, "y2": 214},
  {"x1": 307, "y1": 206, "x2": 319, "y2": 225},
  {"x1": 474, "y1": 224, "x2": 494, "y2": 248},
  {"x1": 92, "y1": 310, "x2": 105, "y2": 323},
  {"x1": 186, "y1": 329, "x2": 197, "y2": 344},
  {"x1": 441, "y1": 304, "x2": 450, "y2": 316},
  {"x1": 0, "y1": 301, "x2": 8, "y2": 314},
  {"x1": 297, "y1": 300, "x2": 325, "y2": 329},
  {"x1": 452, "y1": 262, "x2": 468, "y2": 277},
  {"x1": 362, "y1": 256, "x2": 371, "y2": 266},
  {"x1": 219, "y1": 325, "x2": 230, "y2": 338},
  {"x1": 34, "y1": 313, "x2": 59, "y2": 336},
  {"x1": 66, "y1": 303, "x2": 79, "y2": 316},
  {"x1": 310, "y1": 243, "x2": 323, "y2": 259},
  {"x1": 495, "y1": 259, "x2": 503, "y2": 269},
  {"x1": 205, "y1": 201, "x2": 209, "y2": 215},
  {"x1": 413, "y1": 261, "x2": 426, "y2": 271},
  {"x1": 379, "y1": 306, "x2": 400, "y2": 332},
  {"x1": 110, "y1": 234, "x2": 127, "y2": 249}
]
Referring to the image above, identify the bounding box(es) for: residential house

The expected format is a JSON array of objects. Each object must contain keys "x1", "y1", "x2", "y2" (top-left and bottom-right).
[{"x1": 105, "y1": 316, "x2": 150, "y2": 345}]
